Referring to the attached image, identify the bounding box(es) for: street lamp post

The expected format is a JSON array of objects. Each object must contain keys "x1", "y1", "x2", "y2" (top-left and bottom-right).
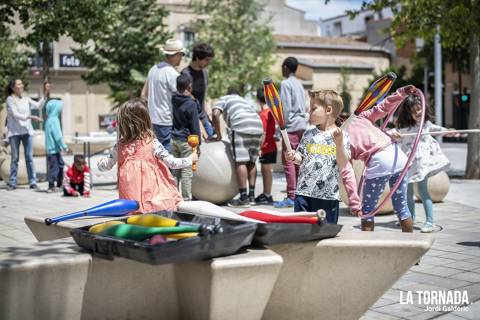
[{"x1": 434, "y1": 25, "x2": 443, "y2": 142}]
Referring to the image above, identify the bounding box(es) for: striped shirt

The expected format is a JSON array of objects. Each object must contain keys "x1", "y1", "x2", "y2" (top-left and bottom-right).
[{"x1": 212, "y1": 94, "x2": 263, "y2": 135}]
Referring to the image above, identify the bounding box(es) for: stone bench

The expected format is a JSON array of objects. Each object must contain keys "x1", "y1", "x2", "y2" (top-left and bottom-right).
[
  {"x1": 0, "y1": 238, "x2": 283, "y2": 320},
  {"x1": 23, "y1": 213, "x2": 433, "y2": 320},
  {"x1": 0, "y1": 239, "x2": 90, "y2": 320},
  {"x1": 263, "y1": 232, "x2": 434, "y2": 320}
]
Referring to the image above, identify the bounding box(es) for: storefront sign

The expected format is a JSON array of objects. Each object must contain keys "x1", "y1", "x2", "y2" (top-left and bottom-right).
[{"x1": 60, "y1": 54, "x2": 81, "y2": 68}]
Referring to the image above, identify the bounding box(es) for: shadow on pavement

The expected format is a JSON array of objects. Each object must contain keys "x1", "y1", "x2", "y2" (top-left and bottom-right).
[{"x1": 457, "y1": 241, "x2": 480, "y2": 248}]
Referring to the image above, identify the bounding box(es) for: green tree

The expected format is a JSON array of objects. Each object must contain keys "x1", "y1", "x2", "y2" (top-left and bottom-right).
[
  {"x1": 192, "y1": 0, "x2": 276, "y2": 97},
  {"x1": 338, "y1": 67, "x2": 353, "y2": 112},
  {"x1": 0, "y1": 25, "x2": 30, "y2": 103},
  {"x1": 3, "y1": 0, "x2": 111, "y2": 92},
  {"x1": 340, "y1": 0, "x2": 480, "y2": 178},
  {"x1": 74, "y1": 0, "x2": 171, "y2": 106}
]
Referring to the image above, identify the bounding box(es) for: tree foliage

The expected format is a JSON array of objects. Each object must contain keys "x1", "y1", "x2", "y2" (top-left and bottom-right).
[
  {"x1": 335, "y1": 0, "x2": 480, "y2": 178},
  {"x1": 0, "y1": 25, "x2": 30, "y2": 103},
  {"x1": 191, "y1": 0, "x2": 276, "y2": 97},
  {"x1": 74, "y1": 0, "x2": 171, "y2": 106},
  {"x1": 337, "y1": 67, "x2": 353, "y2": 112},
  {"x1": 3, "y1": 0, "x2": 112, "y2": 83},
  {"x1": 347, "y1": 1, "x2": 479, "y2": 49}
]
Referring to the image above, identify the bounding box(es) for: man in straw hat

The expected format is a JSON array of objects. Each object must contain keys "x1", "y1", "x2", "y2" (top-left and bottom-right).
[{"x1": 142, "y1": 38, "x2": 186, "y2": 152}]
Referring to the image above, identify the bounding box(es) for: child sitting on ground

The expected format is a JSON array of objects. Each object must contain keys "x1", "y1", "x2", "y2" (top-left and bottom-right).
[
  {"x1": 333, "y1": 85, "x2": 417, "y2": 232},
  {"x1": 285, "y1": 90, "x2": 356, "y2": 224},
  {"x1": 63, "y1": 154, "x2": 91, "y2": 197},
  {"x1": 171, "y1": 73, "x2": 201, "y2": 201},
  {"x1": 97, "y1": 98, "x2": 198, "y2": 213}
]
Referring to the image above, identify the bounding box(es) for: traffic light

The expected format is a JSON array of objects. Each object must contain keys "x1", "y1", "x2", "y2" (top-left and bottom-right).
[{"x1": 461, "y1": 93, "x2": 470, "y2": 108}]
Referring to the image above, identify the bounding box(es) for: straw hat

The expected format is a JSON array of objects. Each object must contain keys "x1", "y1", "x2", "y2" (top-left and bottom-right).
[{"x1": 161, "y1": 38, "x2": 186, "y2": 55}]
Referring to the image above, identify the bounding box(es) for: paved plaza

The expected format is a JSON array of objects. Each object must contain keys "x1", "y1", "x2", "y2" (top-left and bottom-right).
[{"x1": 0, "y1": 143, "x2": 479, "y2": 319}]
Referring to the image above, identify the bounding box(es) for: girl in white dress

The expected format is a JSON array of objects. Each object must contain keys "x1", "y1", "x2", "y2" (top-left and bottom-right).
[{"x1": 395, "y1": 94, "x2": 454, "y2": 233}]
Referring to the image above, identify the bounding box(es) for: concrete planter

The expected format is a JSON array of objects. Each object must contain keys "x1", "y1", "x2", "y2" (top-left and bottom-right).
[
  {"x1": 0, "y1": 240, "x2": 90, "y2": 320},
  {"x1": 264, "y1": 232, "x2": 433, "y2": 320},
  {"x1": 192, "y1": 140, "x2": 239, "y2": 204},
  {"x1": 413, "y1": 170, "x2": 450, "y2": 203},
  {"x1": 23, "y1": 212, "x2": 434, "y2": 320},
  {"x1": 32, "y1": 130, "x2": 46, "y2": 156},
  {"x1": 1, "y1": 239, "x2": 282, "y2": 320},
  {"x1": 0, "y1": 155, "x2": 29, "y2": 185}
]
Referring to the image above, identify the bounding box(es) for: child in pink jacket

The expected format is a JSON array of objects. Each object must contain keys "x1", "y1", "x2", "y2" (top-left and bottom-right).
[
  {"x1": 333, "y1": 85, "x2": 417, "y2": 232},
  {"x1": 98, "y1": 98, "x2": 198, "y2": 214}
]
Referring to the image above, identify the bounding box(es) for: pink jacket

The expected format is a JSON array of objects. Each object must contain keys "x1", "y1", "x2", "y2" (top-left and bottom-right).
[{"x1": 341, "y1": 87, "x2": 408, "y2": 212}]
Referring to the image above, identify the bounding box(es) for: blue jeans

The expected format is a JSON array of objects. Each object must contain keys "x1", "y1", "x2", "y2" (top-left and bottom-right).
[
  {"x1": 362, "y1": 172, "x2": 411, "y2": 222},
  {"x1": 407, "y1": 178, "x2": 433, "y2": 225},
  {"x1": 153, "y1": 124, "x2": 172, "y2": 152},
  {"x1": 9, "y1": 134, "x2": 36, "y2": 186},
  {"x1": 47, "y1": 153, "x2": 64, "y2": 189},
  {"x1": 294, "y1": 195, "x2": 339, "y2": 224},
  {"x1": 202, "y1": 116, "x2": 215, "y2": 138}
]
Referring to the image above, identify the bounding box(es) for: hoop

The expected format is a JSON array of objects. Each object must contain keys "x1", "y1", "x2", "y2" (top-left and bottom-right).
[{"x1": 359, "y1": 89, "x2": 426, "y2": 219}]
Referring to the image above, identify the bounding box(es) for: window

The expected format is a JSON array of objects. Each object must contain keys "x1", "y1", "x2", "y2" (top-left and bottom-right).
[
  {"x1": 333, "y1": 22, "x2": 342, "y2": 37},
  {"x1": 325, "y1": 25, "x2": 332, "y2": 36},
  {"x1": 183, "y1": 31, "x2": 195, "y2": 48},
  {"x1": 29, "y1": 43, "x2": 54, "y2": 69}
]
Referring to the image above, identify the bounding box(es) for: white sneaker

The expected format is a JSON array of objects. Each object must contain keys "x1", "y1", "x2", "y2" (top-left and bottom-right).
[{"x1": 420, "y1": 223, "x2": 434, "y2": 233}]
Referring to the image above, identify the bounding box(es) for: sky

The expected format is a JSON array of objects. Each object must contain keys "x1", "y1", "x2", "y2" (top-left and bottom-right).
[{"x1": 286, "y1": 0, "x2": 364, "y2": 21}]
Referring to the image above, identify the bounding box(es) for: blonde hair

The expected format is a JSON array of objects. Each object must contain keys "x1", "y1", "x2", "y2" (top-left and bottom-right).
[
  {"x1": 308, "y1": 89, "x2": 344, "y2": 118},
  {"x1": 116, "y1": 98, "x2": 154, "y2": 143}
]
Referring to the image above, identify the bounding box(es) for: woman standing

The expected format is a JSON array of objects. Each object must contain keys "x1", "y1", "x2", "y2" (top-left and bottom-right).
[{"x1": 5, "y1": 79, "x2": 45, "y2": 190}]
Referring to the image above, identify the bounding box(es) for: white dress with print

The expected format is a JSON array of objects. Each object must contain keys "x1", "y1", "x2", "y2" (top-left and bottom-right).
[{"x1": 398, "y1": 121, "x2": 450, "y2": 183}]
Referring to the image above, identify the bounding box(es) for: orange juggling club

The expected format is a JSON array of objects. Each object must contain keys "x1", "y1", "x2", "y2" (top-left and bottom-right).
[{"x1": 187, "y1": 134, "x2": 199, "y2": 171}]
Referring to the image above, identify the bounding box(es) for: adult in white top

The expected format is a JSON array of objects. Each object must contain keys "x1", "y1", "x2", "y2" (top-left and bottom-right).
[
  {"x1": 5, "y1": 79, "x2": 46, "y2": 190},
  {"x1": 141, "y1": 38, "x2": 186, "y2": 152}
]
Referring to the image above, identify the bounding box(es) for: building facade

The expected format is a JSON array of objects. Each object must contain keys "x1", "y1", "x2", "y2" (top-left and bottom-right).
[
  {"x1": 320, "y1": 8, "x2": 393, "y2": 38},
  {"x1": 275, "y1": 35, "x2": 390, "y2": 112},
  {"x1": 2, "y1": 0, "x2": 390, "y2": 136},
  {"x1": 320, "y1": 8, "x2": 468, "y2": 128}
]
